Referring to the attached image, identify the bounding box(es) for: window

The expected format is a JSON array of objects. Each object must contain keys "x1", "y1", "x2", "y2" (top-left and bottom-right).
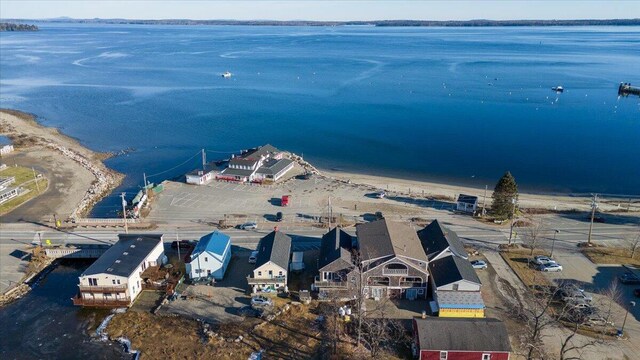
[
  {"x1": 452, "y1": 284, "x2": 459, "y2": 291},
  {"x1": 418, "y1": 289, "x2": 424, "y2": 295},
  {"x1": 482, "y1": 354, "x2": 491, "y2": 360},
  {"x1": 89, "y1": 278, "x2": 98, "y2": 286},
  {"x1": 258, "y1": 271, "x2": 262, "y2": 276},
  {"x1": 278, "y1": 271, "x2": 283, "y2": 276},
  {"x1": 117, "y1": 279, "x2": 121, "y2": 285},
  {"x1": 440, "y1": 351, "x2": 447, "y2": 360},
  {"x1": 112, "y1": 279, "x2": 116, "y2": 285},
  {"x1": 205, "y1": 257, "x2": 208, "y2": 262}
]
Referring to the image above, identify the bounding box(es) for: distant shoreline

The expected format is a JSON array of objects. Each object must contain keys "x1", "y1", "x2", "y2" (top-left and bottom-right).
[{"x1": 2, "y1": 18, "x2": 639, "y2": 27}]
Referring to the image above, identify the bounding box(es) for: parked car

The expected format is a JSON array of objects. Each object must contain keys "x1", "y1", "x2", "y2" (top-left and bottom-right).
[
  {"x1": 567, "y1": 299, "x2": 592, "y2": 310},
  {"x1": 171, "y1": 240, "x2": 193, "y2": 249},
  {"x1": 533, "y1": 256, "x2": 556, "y2": 266},
  {"x1": 560, "y1": 285, "x2": 593, "y2": 302},
  {"x1": 276, "y1": 212, "x2": 283, "y2": 222},
  {"x1": 541, "y1": 263, "x2": 563, "y2": 272},
  {"x1": 249, "y1": 251, "x2": 259, "y2": 264},
  {"x1": 375, "y1": 211, "x2": 384, "y2": 220},
  {"x1": 375, "y1": 191, "x2": 386, "y2": 199},
  {"x1": 470, "y1": 260, "x2": 488, "y2": 270},
  {"x1": 585, "y1": 315, "x2": 614, "y2": 327},
  {"x1": 619, "y1": 272, "x2": 640, "y2": 284},
  {"x1": 239, "y1": 222, "x2": 258, "y2": 230},
  {"x1": 251, "y1": 295, "x2": 273, "y2": 308}
]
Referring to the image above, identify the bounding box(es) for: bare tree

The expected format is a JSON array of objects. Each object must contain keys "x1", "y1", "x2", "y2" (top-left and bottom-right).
[
  {"x1": 358, "y1": 298, "x2": 409, "y2": 358},
  {"x1": 515, "y1": 285, "x2": 558, "y2": 360},
  {"x1": 521, "y1": 217, "x2": 547, "y2": 256}
]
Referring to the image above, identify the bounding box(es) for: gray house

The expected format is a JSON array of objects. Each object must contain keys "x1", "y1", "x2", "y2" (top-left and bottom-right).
[
  {"x1": 357, "y1": 219, "x2": 429, "y2": 300},
  {"x1": 456, "y1": 194, "x2": 479, "y2": 214},
  {"x1": 247, "y1": 230, "x2": 292, "y2": 294},
  {"x1": 419, "y1": 220, "x2": 485, "y2": 317},
  {"x1": 313, "y1": 227, "x2": 356, "y2": 299}
]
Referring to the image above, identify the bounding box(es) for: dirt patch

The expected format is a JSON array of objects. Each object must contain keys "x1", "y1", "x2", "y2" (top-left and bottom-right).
[
  {"x1": 107, "y1": 302, "x2": 331, "y2": 359},
  {"x1": 582, "y1": 246, "x2": 640, "y2": 266}
]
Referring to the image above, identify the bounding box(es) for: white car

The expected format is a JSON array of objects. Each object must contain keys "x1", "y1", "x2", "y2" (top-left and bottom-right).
[
  {"x1": 375, "y1": 191, "x2": 386, "y2": 199},
  {"x1": 239, "y1": 222, "x2": 258, "y2": 230},
  {"x1": 542, "y1": 263, "x2": 563, "y2": 272},
  {"x1": 251, "y1": 295, "x2": 273, "y2": 308},
  {"x1": 249, "y1": 251, "x2": 259, "y2": 264},
  {"x1": 470, "y1": 260, "x2": 488, "y2": 270},
  {"x1": 533, "y1": 256, "x2": 556, "y2": 266}
]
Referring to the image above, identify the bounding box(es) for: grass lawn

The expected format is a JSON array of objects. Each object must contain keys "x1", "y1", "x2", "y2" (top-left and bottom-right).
[
  {"x1": 500, "y1": 248, "x2": 552, "y2": 288},
  {"x1": 582, "y1": 246, "x2": 640, "y2": 266},
  {"x1": 0, "y1": 166, "x2": 48, "y2": 215}
]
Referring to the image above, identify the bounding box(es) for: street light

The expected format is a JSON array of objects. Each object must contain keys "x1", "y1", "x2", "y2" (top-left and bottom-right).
[
  {"x1": 550, "y1": 229, "x2": 560, "y2": 257},
  {"x1": 621, "y1": 300, "x2": 637, "y2": 337}
]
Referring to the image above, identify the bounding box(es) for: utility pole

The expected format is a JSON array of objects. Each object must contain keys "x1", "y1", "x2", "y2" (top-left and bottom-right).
[
  {"x1": 587, "y1": 194, "x2": 598, "y2": 246},
  {"x1": 202, "y1": 148, "x2": 206, "y2": 171},
  {"x1": 32, "y1": 167, "x2": 40, "y2": 193},
  {"x1": 176, "y1": 230, "x2": 181, "y2": 263},
  {"x1": 482, "y1": 185, "x2": 488, "y2": 217},
  {"x1": 550, "y1": 229, "x2": 559, "y2": 257},
  {"x1": 327, "y1": 196, "x2": 332, "y2": 228},
  {"x1": 508, "y1": 198, "x2": 517, "y2": 246},
  {"x1": 120, "y1": 192, "x2": 128, "y2": 234},
  {"x1": 143, "y1": 172, "x2": 149, "y2": 197},
  {"x1": 53, "y1": 213, "x2": 58, "y2": 229}
]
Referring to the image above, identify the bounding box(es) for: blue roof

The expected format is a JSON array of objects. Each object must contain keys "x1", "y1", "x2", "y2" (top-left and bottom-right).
[{"x1": 193, "y1": 231, "x2": 230, "y2": 257}]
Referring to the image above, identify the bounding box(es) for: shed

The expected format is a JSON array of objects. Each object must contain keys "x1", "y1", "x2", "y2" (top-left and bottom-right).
[{"x1": 456, "y1": 194, "x2": 478, "y2": 214}]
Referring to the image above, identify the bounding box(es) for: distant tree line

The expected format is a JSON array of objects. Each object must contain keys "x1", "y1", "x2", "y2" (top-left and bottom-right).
[
  {"x1": 4, "y1": 18, "x2": 639, "y2": 27},
  {"x1": 0, "y1": 23, "x2": 39, "y2": 32}
]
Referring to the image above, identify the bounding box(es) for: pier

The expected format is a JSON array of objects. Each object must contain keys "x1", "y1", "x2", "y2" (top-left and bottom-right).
[{"x1": 44, "y1": 244, "x2": 110, "y2": 259}]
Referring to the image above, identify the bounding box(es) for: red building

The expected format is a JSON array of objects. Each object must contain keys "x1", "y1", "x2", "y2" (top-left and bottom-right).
[{"x1": 413, "y1": 317, "x2": 511, "y2": 360}]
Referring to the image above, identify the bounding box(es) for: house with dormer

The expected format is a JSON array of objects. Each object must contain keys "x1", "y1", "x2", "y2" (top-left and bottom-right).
[
  {"x1": 313, "y1": 227, "x2": 357, "y2": 299},
  {"x1": 358, "y1": 219, "x2": 429, "y2": 300}
]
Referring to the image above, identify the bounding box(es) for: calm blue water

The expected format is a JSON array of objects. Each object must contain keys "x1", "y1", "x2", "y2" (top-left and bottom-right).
[{"x1": 1, "y1": 24, "x2": 639, "y2": 216}]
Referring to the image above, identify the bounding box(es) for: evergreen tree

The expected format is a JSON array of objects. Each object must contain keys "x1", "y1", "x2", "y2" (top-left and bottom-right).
[{"x1": 491, "y1": 171, "x2": 518, "y2": 219}]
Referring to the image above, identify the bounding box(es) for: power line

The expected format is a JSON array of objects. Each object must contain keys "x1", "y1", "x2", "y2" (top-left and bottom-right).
[
  {"x1": 205, "y1": 149, "x2": 241, "y2": 154},
  {"x1": 145, "y1": 151, "x2": 201, "y2": 178}
]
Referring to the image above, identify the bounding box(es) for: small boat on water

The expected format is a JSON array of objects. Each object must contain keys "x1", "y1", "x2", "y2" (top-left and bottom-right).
[
  {"x1": 618, "y1": 82, "x2": 640, "y2": 97},
  {"x1": 221, "y1": 71, "x2": 232, "y2": 78},
  {"x1": 552, "y1": 86, "x2": 564, "y2": 93}
]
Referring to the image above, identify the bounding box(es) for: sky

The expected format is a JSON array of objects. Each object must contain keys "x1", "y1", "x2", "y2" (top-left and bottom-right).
[{"x1": 1, "y1": 0, "x2": 638, "y2": 21}]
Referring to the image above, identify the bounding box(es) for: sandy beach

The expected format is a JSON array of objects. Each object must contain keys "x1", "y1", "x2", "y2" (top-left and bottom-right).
[
  {"x1": 321, "y1": 170, "x2": 636, "y2": 213},
  {"x1": 0, "y1": 109, "x2": 123, "y2": 221}
]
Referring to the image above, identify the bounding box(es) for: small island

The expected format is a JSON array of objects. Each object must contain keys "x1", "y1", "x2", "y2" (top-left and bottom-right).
[{"x1": 0, "y1": 23, "x2": 39, "y2": 31}]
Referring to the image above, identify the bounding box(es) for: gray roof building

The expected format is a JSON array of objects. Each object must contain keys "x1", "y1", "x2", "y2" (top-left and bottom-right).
[
  {"x1": 418, "y1": 220, "x2": 468, "y2": 260},
  {"x1": 429, "y1": 254, "x2": 481, "y2": 288},
  {"x1": 255, "y1": 158, "x2": 294, "y2": 176},
  {"x1": 318, "y1": 227, "x2": 354, "y2": 272},
  {"x1": 356, "y1": 219, "x2": 428, "y2": 262},
  {"x1": 82, "y1": 234, "x2": 163, "y2": 277},
  {"x1": 413, "y1": 317, "x2": 511, "y2": 352},
  {"x1": 255, "y1": 230, "x2": 292, "y2": 270},
  {"x1": 457, "y1": 194, "x2": 478, "y2": 204}
]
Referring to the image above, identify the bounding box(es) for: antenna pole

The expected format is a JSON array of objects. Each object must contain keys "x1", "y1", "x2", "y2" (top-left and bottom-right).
[{"x1": 121, "y1": 192, "x2": 128, "y2": 234}]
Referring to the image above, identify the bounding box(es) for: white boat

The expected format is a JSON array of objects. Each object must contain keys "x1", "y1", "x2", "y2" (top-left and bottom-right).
[
  {"x1": 221, "y1": 71, "x2": 232, "y2": 78},
  {"x1": 552, "y1": 86, "x2": 564, "y2": 93}
]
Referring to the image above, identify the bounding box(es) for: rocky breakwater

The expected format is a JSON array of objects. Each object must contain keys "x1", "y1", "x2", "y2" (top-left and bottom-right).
[{"x1": 45, "y1": 141, "x2": 123, "y2": 219}]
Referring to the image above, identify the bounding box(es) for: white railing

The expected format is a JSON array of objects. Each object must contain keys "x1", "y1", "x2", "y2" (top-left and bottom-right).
[
  {"x1": 74, "y1": 218, "x2": 138, "y2": 224},
  {"x1": 382, "y1": 268, "x2": 408, "y2": 276}
]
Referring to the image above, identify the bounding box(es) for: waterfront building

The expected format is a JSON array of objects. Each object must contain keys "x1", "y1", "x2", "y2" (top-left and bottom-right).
[
  {"x1": 0, "y1": 136, "x2": 14, "y2": 156},
  {"x1": 313, "y1": 227, "x2": 357, "y2": 299},
  {"x1": 456, "y1": 194, "x2": 479, "y2": 214},
  {"x1": 247, "y1": 230, "x2": 291, "y2": 294},
  {"x1": 72, "y1": 234, "x2": 166, "y2": 307},
  {"x1": 186, "y1": 163, "x2": 219, "y2": 185},
  {"x1": 217, "y1": 144, "x2": 294, "y2": 183},
  {"x1": 185, "y1": 231, "x2": 231, "y2": 281}
]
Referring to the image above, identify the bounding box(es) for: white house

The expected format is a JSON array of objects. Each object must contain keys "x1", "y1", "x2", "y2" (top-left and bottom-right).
[
  {"x1": 0, "y1": 136, "x2": 14, "y2": 156},
  {"x1": 186, "y1": 231, "x2": 231, "y2": 280},
  {"x1": 73, "y1": 234, "x2": 166, "y2": 307},
  {"x1": 186, "y1": 163, "x2": 219, "y2": 185},
  {"x1": 247, "y1": 230, "x2": 292, "y2": 294},
  {"x1": 456, "y1": 194, "x2": 479, "y2": 214},
  {"x1": 217, "y1": 144, "x2": 294, "y2": 183}
]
